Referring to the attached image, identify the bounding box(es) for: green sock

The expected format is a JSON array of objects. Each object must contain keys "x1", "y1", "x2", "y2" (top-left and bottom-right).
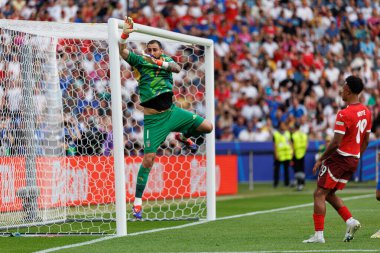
[{"x1": 135, "y1": 165, "x2": 151, "y2": 198}]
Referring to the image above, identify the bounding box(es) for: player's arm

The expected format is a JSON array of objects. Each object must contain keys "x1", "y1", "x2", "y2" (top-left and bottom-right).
[
  {"x1": 118, "y1": 17, "x2": 135, "y2": 61},
  {"x1": 361, "y1": 111, "x2": 372, "y2": 158},
  {"x1": 312, "y1": 133, "x2": 343, "y2": 175},
  {"x1": 119, "y1": 42, "x2": 130, "y2": 60},
  {"x1": 165, "y1": 60, "x2": 181, "y2": 73},
  {"x1": 142, "y1": 52, "x2": 181, "y2": 73},
  {"x1": 360, "y1": 132, "x2": 370, "y2": 157}
]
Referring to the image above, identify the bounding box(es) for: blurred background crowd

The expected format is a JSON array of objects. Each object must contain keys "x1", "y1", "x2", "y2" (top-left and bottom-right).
[{"x1": 1, "y1": 0, "x2": 380, "y2": 156}]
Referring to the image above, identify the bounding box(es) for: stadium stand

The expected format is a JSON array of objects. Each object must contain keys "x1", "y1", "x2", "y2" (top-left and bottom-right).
[{"x1": 1, "y1": 0, "x2": 380, "y2": 150}]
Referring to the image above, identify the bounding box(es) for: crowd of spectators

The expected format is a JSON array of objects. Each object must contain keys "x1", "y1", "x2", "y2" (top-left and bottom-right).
[{"x1": 1, "y1": 0, "x2": 380, "y2": 156}]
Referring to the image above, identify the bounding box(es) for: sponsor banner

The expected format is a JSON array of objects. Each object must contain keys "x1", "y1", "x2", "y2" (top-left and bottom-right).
[
  {"x1": 0, "y1": 157, "x2": 25, "y2": 212},
  {"x1": 215, "y1": 156, "x2": 238, "y2": 195},
  {"x1": 0, "y1": 155, "x2": 237, "y2": 211}
]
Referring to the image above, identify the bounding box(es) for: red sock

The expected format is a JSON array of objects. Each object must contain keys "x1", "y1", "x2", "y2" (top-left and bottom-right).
[
  {"x1": 337, "y1": 206, "x2": 352, "y2": 222},
  {"x1": 313, "y1": 213, "x2": 325, "y2": 231}
]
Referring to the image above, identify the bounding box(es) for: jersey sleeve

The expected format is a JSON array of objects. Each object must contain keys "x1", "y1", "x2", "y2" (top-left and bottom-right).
[
  {"x1": 163, "y1": 54, "x2": 175, "y2": 63},
  {"x1": 126, "y1": 51, "x2": 144, "y2": 67},
  {"x1": 334, "y1": 110, "x2": 347, "y2": 135}
]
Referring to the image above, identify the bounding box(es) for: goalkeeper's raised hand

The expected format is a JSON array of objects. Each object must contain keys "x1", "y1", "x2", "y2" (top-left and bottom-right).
[{"x1": 120, "y1": 16, "x2": 135, "y2": 43}]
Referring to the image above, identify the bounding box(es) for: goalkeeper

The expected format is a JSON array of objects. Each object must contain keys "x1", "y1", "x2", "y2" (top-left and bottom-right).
[{"x1": 119, "y1": 17, "x2": 213, "y2": 220}]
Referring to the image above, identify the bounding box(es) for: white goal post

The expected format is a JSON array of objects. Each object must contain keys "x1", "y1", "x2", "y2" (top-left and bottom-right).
[{"x1": 0, "y1": 18, "x2": 215, "y2": 236}]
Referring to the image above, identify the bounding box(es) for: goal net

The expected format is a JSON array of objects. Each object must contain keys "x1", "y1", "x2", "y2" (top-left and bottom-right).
[{"x1": 0, "y1": 19, "x2": 215, "y2": 235}]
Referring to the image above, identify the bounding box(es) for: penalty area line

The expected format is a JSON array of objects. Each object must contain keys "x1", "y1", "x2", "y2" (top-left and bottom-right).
[{"x1": 34, "y1": 194, "x2": 373, "y2": 253}]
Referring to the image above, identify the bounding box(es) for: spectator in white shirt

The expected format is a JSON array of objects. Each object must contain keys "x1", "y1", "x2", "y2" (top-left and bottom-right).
[
  {"x1": 296, "y1": 34, "x2": 314, "y2": 53},
  {"x1": 111, "y1": 2, "x2": 125, "y2": 19},
  {"x1": 248, "y1": 32, "x2": 261, "y2": 57},
  {"x1": 270, "y1": 0, "x2": 282, "y2": 19},
  {"x1": 361, "y1": 0, "x2": 373, "y2": 20},
  {"x1": 47, "y1": 1, "x2": 62, "y2": 21},
  {"x1": 188, "y1": 0, "x2": 202, "y2": 18},
  {"x1": 241, "y1": 97, "x2": 262, "y2": 121},
  {"x1": 346, "y1": 3, "x2": 358, "y2": 24},
  {"x1": 309, "y1": 65, "x2": 322, "y2": 84},
  {"x1": 174, "y1": 0, "x2": 188, "y2": 17},
  {"x1": 282, "y1": 2, "x2": 294, "y2": 19},
  {"x1": 215, "y1": 37, "x2": 230, "y2": 58},
  {"x1": 329, "y1": 36, "x2": 344, "y2": 57},
  {"x1": 142, "y1": 0, "x2": 155, "y2": 18},
  {"x1": 324, "y1": 61, "x2": 340, "y2": 84},
  {"x1": 238, "y1": 120, "x2": 256, "y2": 142},
  {"x1": 273, "y1": 62, "x2": 288, "y2": 87},
  {"x1": 262, "y1": 36, "x2": 279, "y2": 58},
  {"x1": 240, "y1": 83, "x2": 258, "y2": 100},
  {"x1": 253, "y1": 122, "x2": 271, "y2": 141},
  {"x1": 63, "y1": 0, "x2": 78, "y2": 21},
  {"x1": 296, "y1": 1, "x2": 313, "y2": 22}
]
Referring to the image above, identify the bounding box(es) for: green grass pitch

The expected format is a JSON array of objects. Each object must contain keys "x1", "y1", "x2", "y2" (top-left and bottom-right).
[{"x1": 1, "y1": 182, "x2": 379, "y2": 253}]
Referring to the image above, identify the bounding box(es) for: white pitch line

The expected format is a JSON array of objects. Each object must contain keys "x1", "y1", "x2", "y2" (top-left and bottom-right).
[
  {"x1": 34, "y1": 194, "x2": 373, "y2": 253},
  {"x1": 218, "y1": 193, "x2": 373, "y2": 221},
  {"x1": 184, "y1": 251, "x2": 380, "y2": 253},
  {"x1": 34, "y1": 235, "x2": 118, "y2": 253}
]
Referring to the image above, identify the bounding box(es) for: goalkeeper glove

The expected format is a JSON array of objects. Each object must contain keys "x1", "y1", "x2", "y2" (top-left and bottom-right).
[
  {"x1": 149, "y1": 57, "x2": 167, "y2": 68},
  {"x1": 120, "y1": 16, "x2": 135, "y2": 43},
  {"x1": 141, "y1": 51, "x2": 169, "y2": 70}
]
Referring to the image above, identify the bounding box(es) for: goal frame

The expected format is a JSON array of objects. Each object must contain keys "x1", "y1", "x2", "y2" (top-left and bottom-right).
[
  {"x1": 0, "y1": 18, "x2": 215, "y2": 236},
  {"x1": 108, "y1": 18, "x2": 215, "y2": 236}
]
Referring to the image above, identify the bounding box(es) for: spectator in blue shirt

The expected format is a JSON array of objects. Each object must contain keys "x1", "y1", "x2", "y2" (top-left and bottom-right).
[
  {"x1": 348, "y1": 37, "x2": 361, "y2": 56},
  {"x1": 316, "y1": 37, "x2": 330, "y2": 57},
  {"x1": 288, "y1": 97, "x2": 307, "y2": 119},
  {"x1": 325, "y1": 21, "x2": 340, "y2": 38},
  {"x1": 352, "y1": 12, "x2": 367, "y2": 28},
  {"x1": 232, "y1": 115, "x2": 246, "y2": 139},
  {"x1": 360, "y1": 36, "x2": 376, "y2": 58}
]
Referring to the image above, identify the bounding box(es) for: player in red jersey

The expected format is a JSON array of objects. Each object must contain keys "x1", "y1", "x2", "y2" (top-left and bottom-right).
[{"x1": 303, "y1": 75, "x2": 372, "y2": 243}]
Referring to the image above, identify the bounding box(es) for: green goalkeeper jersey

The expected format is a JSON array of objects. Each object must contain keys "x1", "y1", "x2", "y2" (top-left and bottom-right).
[{"x1": 126, "y1": 51, "x2": 174, "y2": 103}]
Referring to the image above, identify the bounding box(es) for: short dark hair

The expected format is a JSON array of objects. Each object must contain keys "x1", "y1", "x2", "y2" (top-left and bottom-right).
[
  {"x1": 345, "y1": 75, "x2": 364, "y2": 94},
  {"x1": 147, "y1": 40, "x2": 163, "y2": 49}
]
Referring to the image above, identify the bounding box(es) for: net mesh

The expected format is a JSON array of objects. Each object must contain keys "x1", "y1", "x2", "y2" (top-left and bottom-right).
[{"x1": 0, "y1": 21, "x2": 207, "y2": 235}]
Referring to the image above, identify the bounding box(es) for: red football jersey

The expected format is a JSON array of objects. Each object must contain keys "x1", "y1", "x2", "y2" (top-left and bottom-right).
[{"x1": 334, "y1": 103, "x2": 372, "y2": 158}]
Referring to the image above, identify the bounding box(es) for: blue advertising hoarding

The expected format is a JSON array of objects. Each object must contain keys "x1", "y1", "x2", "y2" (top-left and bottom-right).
[{"x1": 216, "y1": 140, "x2": 380, "y2": 183}]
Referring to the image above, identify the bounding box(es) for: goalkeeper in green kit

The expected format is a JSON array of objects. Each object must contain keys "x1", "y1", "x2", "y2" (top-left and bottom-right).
[{"x1": 119, "y1": 17, "x2": 213, "y2": 220}]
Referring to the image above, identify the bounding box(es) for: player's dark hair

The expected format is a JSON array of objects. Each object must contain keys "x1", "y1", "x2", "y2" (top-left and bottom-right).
[
  {"x1": 345, "y1": 75, "x2": 364, "y2": 94},
  {"x1": 147, "y1": 40, "x2": 163, "y2": 49}
]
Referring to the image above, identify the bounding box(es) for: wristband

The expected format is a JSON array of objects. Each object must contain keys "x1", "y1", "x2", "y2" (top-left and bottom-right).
[
  {"x1": 120, "y1": 33, "x2": 128, "y2": 43},
  {"x1": 161, "y1": 61, "x2": 169, "y2": 70},
  {"x1": 377, "y1": 181, "x2": 380, "y2": 191}
]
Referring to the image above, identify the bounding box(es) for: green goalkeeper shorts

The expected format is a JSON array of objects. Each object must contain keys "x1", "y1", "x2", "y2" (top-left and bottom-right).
[{"x1": 143, "y1": 104, "x2": 204, "y2": 153}]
